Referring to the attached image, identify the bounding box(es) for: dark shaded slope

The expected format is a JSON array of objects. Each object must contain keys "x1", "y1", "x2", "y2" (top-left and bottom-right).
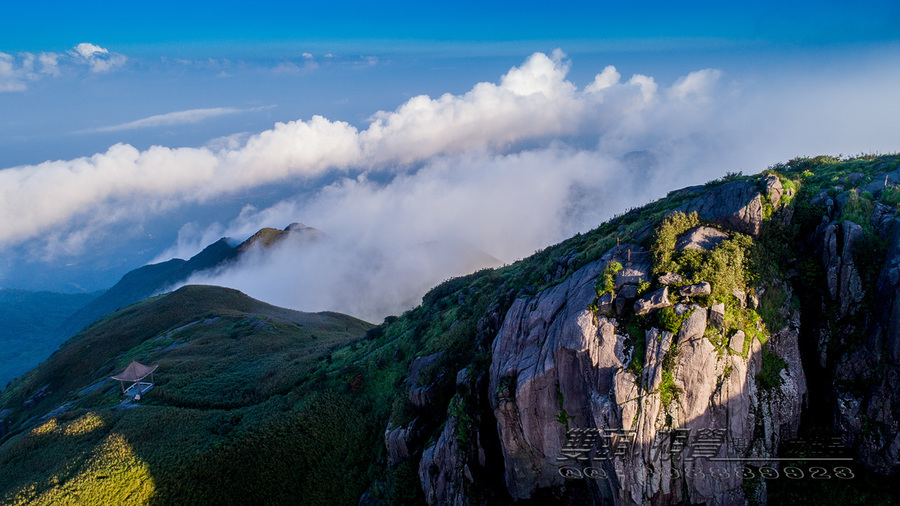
[
  {"x1": 0, "y1": 290, "x2": 100, "y2": 388},
  {"x1": 2, "y1": 284, "x2": 368, "y2": 427},
  {"x1": 59, "y1": 239, "x2": 239, "y2": 337}
]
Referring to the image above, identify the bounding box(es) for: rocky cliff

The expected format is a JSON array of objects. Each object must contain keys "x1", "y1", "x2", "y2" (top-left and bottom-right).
[{"x1": 377, "y1": 155, "x2": 900, "y2": 505}]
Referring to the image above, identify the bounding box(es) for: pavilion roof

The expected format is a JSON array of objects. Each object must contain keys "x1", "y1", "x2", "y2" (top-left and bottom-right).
[{"x1": 111, "y1": 360, "x2": 158, "y2": 382}]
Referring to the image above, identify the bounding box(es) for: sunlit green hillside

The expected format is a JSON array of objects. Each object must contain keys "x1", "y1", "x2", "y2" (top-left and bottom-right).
[{"x1": 0, "y1": 285, "x2": 373, "y2": 505}]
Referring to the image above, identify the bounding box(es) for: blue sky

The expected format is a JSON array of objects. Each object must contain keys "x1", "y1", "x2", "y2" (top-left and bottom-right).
[
  {"x1": 4, "y1": 1, "x2": 899, "y2": 52},
  {"x1": 1, "y1": 1, "x2": 899, "y2": 317}
]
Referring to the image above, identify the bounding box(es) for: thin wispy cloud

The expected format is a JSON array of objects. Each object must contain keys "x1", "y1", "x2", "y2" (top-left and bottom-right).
[
  {"x1": 86, "y1": 106, "x2": 275, "y2": 133},
  {"x1": 0, "y1": 43, "x2": 125, "y2": 92}
]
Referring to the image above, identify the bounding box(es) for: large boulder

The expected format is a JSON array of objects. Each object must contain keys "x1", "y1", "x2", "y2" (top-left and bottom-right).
[
  {"x1": 679, "y1": 175, "x2": 783, "y2": 237},
  {"x1": 634, "y1": 287, "x2": 672, "y2": 315},
  {"x1": 597, "y1": 291, "x2": 615, "y2": 315},
  {"x1": 658, "y1": 272, "x2": 684, "y2": 285},
  {"x1": 679, "y1": 282, "x2": 711, "y2": 298},
  {"x1": 618, "y1": 284, "x2": 639, "y2": 300},
  {"x1": 614, "y1": 259, "x2": 651, "y2": 289},
  {"x1": 710, "y1": 302, "x2": 726, "y2": 329},
  {"x1": 676, "y1": 226, "x2": 730, "y2": 251},
  {"x1": 408, "y1": 352, "x2": 444, "y2": 407}
]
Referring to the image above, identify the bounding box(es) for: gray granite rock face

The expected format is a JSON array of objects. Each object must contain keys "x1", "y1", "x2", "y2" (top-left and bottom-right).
[
  {"x1": 489, "y1": 256, "x2": 620, "y2": 499},
  {"x1": 408, "y1": 352, "x2": 445, "y2": 407},
  {"x1": 658, "y1": 272, "x2": 684, "y2": 285},
  {"x1": 679, "y1": 282, "x2": 711, "y2": 298},
  {"x1": 819, "y1": 219, "x2": 865, "y2": 318},
  {"x1": 676, "y1": 226, "x2": 730, "y2": 251},
  {"x1": 484, "y1": 249, "x2": 804, "y2": 504},
  {"x1": 710, "y1": 302, "x2": 726, "y2": 329},
  {"x1": 678, "y1": 176, "x2": 782, "y2": 237},
  {"x1": 634, "y1": 287, "x2": 672, "y2": 315}
]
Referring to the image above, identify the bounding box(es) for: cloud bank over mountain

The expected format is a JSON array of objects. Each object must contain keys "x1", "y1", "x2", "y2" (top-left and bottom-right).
[
  {"x1": 2, "y1": 49, "x2": 900, "y2": 317},
  {"x1": 0, "y1": 51, "x2": 716, "y2": 247}
]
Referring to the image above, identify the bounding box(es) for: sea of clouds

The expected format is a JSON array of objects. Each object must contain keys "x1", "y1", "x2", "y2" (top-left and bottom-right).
[{"x1": 2, "y1": 50, "x2": 899, "y2": 321}]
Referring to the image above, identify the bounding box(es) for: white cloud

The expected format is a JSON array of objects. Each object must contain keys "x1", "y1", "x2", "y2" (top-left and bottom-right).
[
  {"x1": 89, "y1": 106, "x2": 274, "y2": 133},
  {"x1": 358, "y1": 51, "x2": 582, "y2": 164},
  {"x1": 585, "y1": 65, "x2": 621, "y2": 95},
  {"x1": 150, "y1": 221, "x2": 228, "y2": 263},
  {"x1": 1, "y1": 51, "x2": 602, "y2": 247},
  {"x1": 38, "y1": 52, "x2": 61, "y2": 76},
  {"x1": 176, "y1": 146, "x2": 640, "y2": 321},
  {"x1": 272, "y1": 61, "x2": 302, "y2": 74},
  {"x1": 0, "y1": 52, "x2": 29, "y2": 92},
  {"x1": 4, "y1": 49, "x2": 900, "y2": 292},
  {"x1": 272, "y1": 55, "x2": 318, "y2": 74},
  {"x1": 669, "y1": 69, "x2": 722, "y2": 103},
  {"x1": 0, "y1": 44, "x2": 123, "y2": 91},
  {"x1": 68, "y1": 42, "x2": 126, "y2": 73}
]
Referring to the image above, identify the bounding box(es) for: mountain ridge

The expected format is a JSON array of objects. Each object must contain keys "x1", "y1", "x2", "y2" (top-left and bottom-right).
[
  {"x1": 59, "y1": 222, "x2": 322, "y2": 338},
  {"x1": 3, "y1": 154, "x2": 900, "y2": 504}
]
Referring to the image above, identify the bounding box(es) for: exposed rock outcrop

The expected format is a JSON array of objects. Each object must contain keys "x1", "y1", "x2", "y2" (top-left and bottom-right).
[
  {"x1": 678, "y1": 282, "x2": 711, "y2": 298},
  {"x1": 709, "y1": 302, "x2": 726, "y2": 329},
  {"x1": 818, "y1": 219, "x2": 865, "y2": 318},
  {"x1": 679, "y1": 175, "x2": 782, "y2": 237},
  {"x1": 614, "y1": 259, "x2": 651, "y2": 289},
  {"x1": 408, "y1": 352, "x2": 445, "y2": 407},
  {"x1": 489, "y1": 255, "x2": 619, "y2": 499},
  {"x1": 828, "y1": 215, "x2": 900, "y2": 473},
  {"x1": 658, "y1": 272, "x2": 684, "y2": 285},
  {"x1": 484, "y1": 245, "x2": 804, "y2": 504},
  {"x1": 386, "y1": 419, "x2": 418, "y2": 466},
  {"x1": 675, "y1": 226, "x2": 730, "y2": 251},
  {"x1": 634, "y1": 287, "x2": 672, "y2": 315}
]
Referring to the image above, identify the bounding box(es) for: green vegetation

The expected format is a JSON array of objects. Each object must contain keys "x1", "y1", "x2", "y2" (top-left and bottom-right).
[
  {"x1": 692, "y1": 235, "x2": 754, "y2": 299},
  {"x1": 757, "y1": 349, "x2": 788, "y2": 390},
  {"x1": 840, "y1": 190, "x2": 875, "y2": 227},
  {"x1": 657, "y1": 306, "x2": 688, "y2": 333},
  {"x1": 0, "y1": 285, "x2": 374, "y2": 505},
  {"x1": 555, "y1": 391, "x2": 571, "y2": 429},
  {"x1": 757, "y1": 285, "x2": 787, "y2": 334},
  {"x1": 623, "y1": 322, "x2": 648, "y2": 375},
  {"x1": 651, "y1": 211, "x2": 700, "y2": 274},
  {"x1": 658, "y1": 339, "x2": 680, "y2": 410},
  {"x1": 779, "y1": 177, "x2": 798, "y2": 207},
  {"x1": 61, "y1": 239, "x2": 240, "y2": 338},
  {"x1": 659, "y1": 369, "x2": 678, "y2": 409},
  {"x1": 0, "y1": 289, "x2": 99, "y2": 389},
  {"x1": 882, "y1": 186, "x2": 900, "y2": 208},
  {"x1": 596, "y1": 261, "x2": 623, "y2": 296},
  {"x1": 705, "y1": 171, "x2": 744, "y2": 188}
]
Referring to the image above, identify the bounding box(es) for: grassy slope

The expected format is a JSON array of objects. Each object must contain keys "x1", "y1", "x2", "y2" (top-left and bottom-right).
[
  {"x1": 0, "y1": 285, "x2": 372, "y2": 505},
  {"x1": 60, "y1": 239, "x2": 239, "y2": 338},
  {"x1": 0, "y1": 289, "x2": 99, "y2": 389}
]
